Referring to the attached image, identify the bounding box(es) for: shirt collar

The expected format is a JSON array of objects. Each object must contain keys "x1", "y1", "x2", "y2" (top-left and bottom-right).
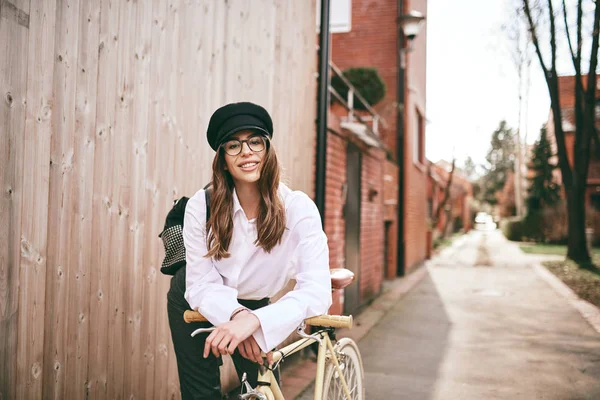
[
  {"x1": 232, "y1": 188, "x2": 244, "y2": 216},
  {"x1": 232, "y1": 183, "x2": 289, "y2": 217}
]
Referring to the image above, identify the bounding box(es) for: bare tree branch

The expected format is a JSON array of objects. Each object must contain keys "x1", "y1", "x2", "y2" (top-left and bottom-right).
[
  {"x1": 586, "y1": 0, "x2": 600, "y2": 101},
  {"x1": 574, "y1": 0, "x2": 586, "y2": 138},
  {"x1": 562, "y1": 0, "x2": 578, "y2": 66},
  {"x1": 548, "y1": 0, "x2": 558, "y2": 74},
  {"x1": 523, "y1": 0, "x2": 550, "y2": 76},
  {"x1": 524, "y1": 0, "x2": 573, "y2": 188},
  {"x1": 576, "y1": 0, "x2": 582, "y2": 67},
  {"x1": 584, "y1": 0, "x2": 600, "y2": 152}
]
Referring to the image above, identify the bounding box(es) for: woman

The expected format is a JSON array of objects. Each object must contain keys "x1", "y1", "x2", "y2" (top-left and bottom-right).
[{"x1": 167, "y1": 102, "x2": 332, "y2": 399}]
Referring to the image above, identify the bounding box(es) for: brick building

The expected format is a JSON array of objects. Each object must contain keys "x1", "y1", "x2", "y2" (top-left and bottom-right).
[
  {"x1": 323, "y1": 0, "x2": 429, "y2": 314},
  {"x1": 544, "y1": 75, "x2": 600, "y2": 209},
  {"x1": 428, "y1": 160, "x2": 473, "y2": 240}
]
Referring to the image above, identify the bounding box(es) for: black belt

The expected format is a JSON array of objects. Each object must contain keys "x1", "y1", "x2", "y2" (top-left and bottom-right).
[{"x1": 238, "y1": 297, "x2": 270, "y2": 311}]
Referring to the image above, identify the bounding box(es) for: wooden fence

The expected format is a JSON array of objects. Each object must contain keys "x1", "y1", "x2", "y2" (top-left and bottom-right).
[{"x1": 0, "y1": 0, "x2": 317, "y2": 398}]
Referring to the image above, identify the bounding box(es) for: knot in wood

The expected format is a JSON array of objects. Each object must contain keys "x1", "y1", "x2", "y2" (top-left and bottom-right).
[{"x1": 5, "y1": 92, "x2": 14, "y2": 107}]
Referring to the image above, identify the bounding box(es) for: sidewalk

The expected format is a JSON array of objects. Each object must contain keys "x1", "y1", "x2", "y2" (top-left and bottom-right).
[
  {"x1": 294, "y1": 230, "x2": 600, "y2": 399},
  {"x1": 281, "y1": 260, "x2": 428, "y2": 399}
]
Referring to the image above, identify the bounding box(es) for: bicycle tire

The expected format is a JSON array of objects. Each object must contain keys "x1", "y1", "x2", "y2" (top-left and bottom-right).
[{"x1": 321, "y1": 338, "x2": 365, "y2": 400}]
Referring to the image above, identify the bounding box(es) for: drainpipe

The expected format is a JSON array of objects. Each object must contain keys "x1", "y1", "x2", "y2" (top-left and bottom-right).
[
  {"x1": 315, "y1": 0, "x2": 331, "y2": 225},
  {"x1": 396, "y1": 0, "x2": 406, "y2": 276}
]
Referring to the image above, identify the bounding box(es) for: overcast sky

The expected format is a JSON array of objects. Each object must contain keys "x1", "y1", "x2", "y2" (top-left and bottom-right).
[{"x1": 425, "y1": 0, "x2": 552, "y2": 167}]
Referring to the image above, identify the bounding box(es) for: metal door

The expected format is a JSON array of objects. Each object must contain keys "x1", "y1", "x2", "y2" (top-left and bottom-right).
[{"x1": 344, "y1": 144, "x2": 361, "y2": 315}]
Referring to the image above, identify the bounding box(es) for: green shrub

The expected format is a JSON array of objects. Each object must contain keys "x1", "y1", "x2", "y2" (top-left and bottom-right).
[
  {"x1": 331, "y1": 67, "x2": 386, "y2": 110},
  {"x1": 522, "y1": 210, "x2": 545, "y2": 242},
  {"x1": 517, "y1": 201, "x2": 567, "y2": 244},
  {"x1": 501, "y1": 217, "x2": 524, "y2": 241},
  {"x1": 587, "y1": 207, "x2": 600, "y2": 246},
  {"x1": 539, "y1": 204, "x2": 568, "y2": 243},
  {"x1": 510, "y1": 201, "x2": 600, "y2": 245}
]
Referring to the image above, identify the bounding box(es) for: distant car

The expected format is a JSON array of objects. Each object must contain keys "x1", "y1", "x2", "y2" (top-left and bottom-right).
[{"x1": 474, "y1": 212, "x2": 497, "y2": 231}]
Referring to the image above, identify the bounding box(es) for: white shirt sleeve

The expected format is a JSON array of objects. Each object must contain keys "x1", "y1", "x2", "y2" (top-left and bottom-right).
[
  {"x1": 183, "y1": 190, "x2": 242, "y2": 325},
  {"x1": 251, "y1": 193, "x2": 332, "y2": 352}
]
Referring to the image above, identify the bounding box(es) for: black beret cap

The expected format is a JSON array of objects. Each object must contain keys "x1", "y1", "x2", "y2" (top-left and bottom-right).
[{"x1": 206, "y1": 102, "x2": 273, "y2": 151}]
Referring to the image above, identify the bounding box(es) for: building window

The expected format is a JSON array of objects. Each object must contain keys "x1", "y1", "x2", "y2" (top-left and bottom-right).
[
  {"x1": 316, "y1": 0, "x2": 352, "y2": 33},
  {"x1": 413, "y1": 108, "x2": 425, "y2": 165}
]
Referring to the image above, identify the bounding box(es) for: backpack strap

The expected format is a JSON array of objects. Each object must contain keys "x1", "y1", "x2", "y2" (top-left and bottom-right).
[
  {"x1": 159, "y1": 184, "x2": 212, "y2": 276},
  {"x1": 204, "y1": 186, "x2": 211, "y2": 222}
]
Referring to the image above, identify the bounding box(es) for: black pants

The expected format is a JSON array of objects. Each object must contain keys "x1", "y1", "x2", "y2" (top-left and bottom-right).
[{"x1": 167, "y1": 266, "x2": 277, "y2": 400}]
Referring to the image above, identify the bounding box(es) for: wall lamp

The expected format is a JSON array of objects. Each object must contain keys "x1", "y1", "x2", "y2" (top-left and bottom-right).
[{"x1": 398, "y1": 10, "x2": 426, "y2": 52}]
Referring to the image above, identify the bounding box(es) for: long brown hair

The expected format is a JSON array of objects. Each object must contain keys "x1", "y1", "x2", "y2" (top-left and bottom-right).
[{"x1": 205, "y1": 140, "x2": 286, "y2": 260}]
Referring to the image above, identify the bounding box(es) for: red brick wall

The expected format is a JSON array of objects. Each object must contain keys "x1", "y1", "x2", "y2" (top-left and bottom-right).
[
  {"x1": 325, "y1": 108, "x2": 348, "y2": 315},
  {"x1": 404, "y1": 164, "x2": 428, "y2": 272},
  {"x1": 332, "y1": 0, "x2": 427, "y2": 276},
  {"x1": 360, "y1": 150, "x2": 385, "y2": 301},
  {"x1": 331, "y1": 0, "x2": 399, "y2": 156},
  {"x1": 402, "y1": 0, "x2": 429, "y2": 273},
  {"x1": 384, "y1": 160, "x2": 399, "y2": 279},
  {"x1": 325, "y1": 132, "x2": 348, "y2": 272},
  {"x1": 325, "y1": 134, "x2": 347, "y2": 315}
]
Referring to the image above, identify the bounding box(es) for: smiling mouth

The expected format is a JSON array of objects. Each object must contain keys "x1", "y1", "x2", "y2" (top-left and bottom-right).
[{"x1": 239, "y1": 162, "x2": 259, "y2": 170}]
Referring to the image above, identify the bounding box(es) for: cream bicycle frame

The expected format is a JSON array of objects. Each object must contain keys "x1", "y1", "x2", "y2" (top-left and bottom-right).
[
  {"x1": 184, "y1": 312, "x2": 355, "y2": 399},
  {"x1": 254, "y1": 329, "x2": 352, "y2": 400}
]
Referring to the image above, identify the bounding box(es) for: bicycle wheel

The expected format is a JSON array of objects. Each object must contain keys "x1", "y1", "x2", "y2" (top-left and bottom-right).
[{"x1": 322, "y1": 338, "x2": 365, "y2": 400}]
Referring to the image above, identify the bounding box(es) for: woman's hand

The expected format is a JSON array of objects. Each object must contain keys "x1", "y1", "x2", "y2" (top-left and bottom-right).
[
  {"x1": 237, "y1": 336, "x2": 274, "y2": 366},
  {"x1": 203, "y1": 312, "x2": 261, "y2": 359}
]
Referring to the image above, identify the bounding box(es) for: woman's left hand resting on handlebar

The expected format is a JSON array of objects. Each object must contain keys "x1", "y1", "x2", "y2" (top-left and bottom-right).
[{"x1": 203, "y1": 310, "x2": 274, "y2": 366}]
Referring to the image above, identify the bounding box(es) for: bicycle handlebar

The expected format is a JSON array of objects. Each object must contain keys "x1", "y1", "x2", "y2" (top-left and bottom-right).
[{"x1": 183, "y1": 310, "x2": 353, "y2": 329}]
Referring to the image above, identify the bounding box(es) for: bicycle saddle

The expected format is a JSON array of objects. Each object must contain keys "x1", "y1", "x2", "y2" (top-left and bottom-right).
[{"x1": 330, "y1": 268, "x2": 355, "y2": 290}]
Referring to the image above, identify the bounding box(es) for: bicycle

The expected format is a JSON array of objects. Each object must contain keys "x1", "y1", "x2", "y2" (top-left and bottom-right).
[{"x1": 183, "y1": 268, "x2": 365, "y2": 400}]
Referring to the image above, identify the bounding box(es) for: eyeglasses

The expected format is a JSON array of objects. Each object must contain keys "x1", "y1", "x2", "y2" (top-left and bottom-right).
[{"x1": 221, "y1": 135, "x2": 268, "y2": 156}]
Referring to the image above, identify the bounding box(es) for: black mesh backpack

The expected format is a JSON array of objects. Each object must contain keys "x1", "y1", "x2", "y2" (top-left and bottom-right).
[{"x1": 158, "y1": 187, "x2": 211, "y2": 275}]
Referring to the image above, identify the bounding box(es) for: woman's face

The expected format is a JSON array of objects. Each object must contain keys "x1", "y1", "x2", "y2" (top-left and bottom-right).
[{"x1": 221, "y1": 130, "x2": 268, "y2": 185}]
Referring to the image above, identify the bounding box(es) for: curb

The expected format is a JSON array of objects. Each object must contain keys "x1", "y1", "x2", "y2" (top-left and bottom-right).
[
  {"x1": 532, "y1": 262, "x2": 600, "y2": 334},
  {"x1": 281, "y1": 265, "x2": 429, "y2": 399}
]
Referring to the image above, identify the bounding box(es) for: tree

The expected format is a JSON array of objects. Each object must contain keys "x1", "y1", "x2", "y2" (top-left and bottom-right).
[
  {"x1": 498, "y1": 170, "x2": 517, "y2": 217},
  {"x1": 522, "y1": 0, "x2": 600, "y2": 264},
  {"x1": 504, "y1": 5, "x2": 534, "y2": 217},
  {"x1": 462, "y1": 156, "x2": 478, "y2": 180},
  {"x1": 431, "y1": 158, "x2": 456, "y2": 239},
  {"x1": 481, "y1": 121, "x2": 517, "y2": 205},
  {"x1": 526, "y1": 126, "x2": 560, "y2": 211}
]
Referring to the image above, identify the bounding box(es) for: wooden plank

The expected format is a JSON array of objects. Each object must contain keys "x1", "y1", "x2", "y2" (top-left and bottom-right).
[
  {"x1": 65, "y1": 0, "x2": 101, "y2": 398},
  {"x1": 222, "y1": 0, "x2": 275, "y2": 104},
  {"x1": 165, "y1": 2, "x2": 187, "y2": 395},
  {"x1": 42, "y1": 1, "x2": 81, "y2": 398},
  {"x1": 141, "y1": 0, "x2": 168, "y2": 397},
  {"x1": 296, "y1": 0, "x2": 318, "y2": 195},
  {"x1": 124, "y1": 0, "x2": 152, "y2": 397},
  {"x1": 17, "y1": 0, "x2": 57, "y2": 398},
  {"x1": 87, "y1": 0, "x2": 119, "y2": 397},
  {"x1": 0, "y1": 1, "x2": 30, "y2": 398},
  {"x1": 271, "y1": 0, "x2": 292, "y2": 188},
  {"x1": 164, "y1": 2, "x2": 201, "y2": 396},
  {"x1": 106, "y1": 0, "x2": 136, "y2": 397},
  {"x1": 153, "y1": 1, "x2": 182, "y2": 398},
  {"x1": 198, "y1": 0, "x2": 225, "y2": 172}
]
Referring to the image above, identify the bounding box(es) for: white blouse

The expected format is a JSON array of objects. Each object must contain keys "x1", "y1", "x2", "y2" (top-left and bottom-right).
[{"x1": 183, "y1": 183, "x2": 332, "y2": 352}]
